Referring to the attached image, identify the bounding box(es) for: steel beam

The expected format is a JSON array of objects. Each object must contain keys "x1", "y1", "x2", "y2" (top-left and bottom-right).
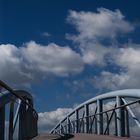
[
  {"x1": 19, "y1": 101, "x2": 27, "y2": 140},
  {"x1": 75, "y1": 110, "x2": 79, "y2": 133},
  {"x1": 50, "y1": 89, "x2": 140, "y2": 135},
  {"x1": 116, "y1": 96, "x2": 121, "y2": 136},
  {"x1": 60, "y1": 124, "x2": 63, "y2": 134},
  {"x1": 85, "y1": 104, "x2": 89, "y2": 133},
  {"x1": 122, "y1": 98, "x2": 140, "y2": 129},
  {"x1": 114, "y1": 111, "x2": 117, "y2": 136},
  {"x1": 0, "y1": 83, "x2": 38, "y2": 140},
  {"x1": 67, "y1": 117, "x2": 71, "y2": 134},
  {"x1": 105, "y1": 112, "x2": 109, "y2": 135},
  {"x1": 9, "y1": 101, "x2": 14, "y2": 140},
  {"x1": 97, "y1": 100, "x2": 103, "y2": 135},
  {"x1": 125, "y1": 109, "x2": 130, "y2": 137},
  {"x1": 116, "y1": 96, "x2": 125, "y2": 137},
  {"x1": 13, "y1": 99, "x2": 21, "y2": 132},
  {"x1": 0, "y1": 106, "x2": 5, "y2": 140}
]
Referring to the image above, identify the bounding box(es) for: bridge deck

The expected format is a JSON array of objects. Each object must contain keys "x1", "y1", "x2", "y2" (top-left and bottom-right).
[
  {"x1": 31, "y1": 134, "x2": 139, "y2": 140},
  {"x1": 70, "y1": 134, "x2": 139, "y2": 140},
  {"x1": 31, "y1": 134, "x2": 62, "y2": 140}
]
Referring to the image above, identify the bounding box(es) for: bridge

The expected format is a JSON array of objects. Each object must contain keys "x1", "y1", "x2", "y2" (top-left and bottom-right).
[{"x1": 0, "y1": 80, "x2": 140, "y2": 140}]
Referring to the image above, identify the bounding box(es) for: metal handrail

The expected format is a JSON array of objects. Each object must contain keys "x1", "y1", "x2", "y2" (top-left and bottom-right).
[
  {"x1": 51, "y1": 89, "x2": 140, "y2": 133},
  {"x1": 0, "y1": 80, "x2": 38, "y2": 140},
  {"x1": 51, "y1": 98, "x2": 140, "y2": 134},
  {"x1": 0, "y1": 80, "x2": 38, "y2": 117}
]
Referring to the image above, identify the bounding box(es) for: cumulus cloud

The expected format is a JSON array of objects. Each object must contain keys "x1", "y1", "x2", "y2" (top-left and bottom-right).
[
  {"x1": 93, "y1": 71, "x2": 129, "y2": 90},
  {"x1": 0, "y1": 41, "x2": 84, "y2": 87},
  {"x1": 38, "y1": 108, "x2": 73, "y2": 133},
  {"x1": 67, "y1": 8, "x2": 134, "y2": 42},
  {"x1": 42, "y1": 32, "x2": 51, "y2": 37},
  {"x1": 0, "y1": 44, "x2": 30, "y2": 87},
  {"x1": 93, "y1": 45, "x2": 140, "y2": 90},
  {"x1": 66, "y1": 8, "x2": 139, "y2": 90},
  {"x1": 81, "y1": 43, "x2": 113, "y2": 66},
  {"x1": 0, "y1": 7, "x2": 139, "y2": 91},
  {"x1": 22, "y1": 41, "x2": 84, "y2": 76},
  {"x1": 115, "y1": 46, "x2": 140, "y2": 70},
  {"x1": 66, "y1": 8, "x2": 134, "y2": 66}
]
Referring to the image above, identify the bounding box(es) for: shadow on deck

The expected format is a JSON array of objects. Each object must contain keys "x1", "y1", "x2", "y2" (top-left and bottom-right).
[{"x1": 31, "y1": 133, "x2": 139, "y2": 140}]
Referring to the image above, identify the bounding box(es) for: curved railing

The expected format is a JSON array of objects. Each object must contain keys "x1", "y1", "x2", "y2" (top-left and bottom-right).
[
  {"x1": 50, "y1": 89, "x2": 140, "y2": 138},
  {"x1": 0, "y1": 80, "x2": 38, "y2": 140}
]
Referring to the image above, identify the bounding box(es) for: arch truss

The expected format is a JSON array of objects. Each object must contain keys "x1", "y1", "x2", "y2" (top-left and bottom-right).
[
  {"x1": 0, "y1": 80, "x2": 38, "y2": 140},
  {"x1": 51, "y1": 89, "x2": 140, "y2": 138}
]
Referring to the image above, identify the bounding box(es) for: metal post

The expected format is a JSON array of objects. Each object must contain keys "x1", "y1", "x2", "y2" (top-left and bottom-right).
[
  {"x1": 19, "y1": 101, "x2": 27, "y2": 140},
  {"x1": 114, "y1": 111, "x2": 117, "y2": 136},
  {"x1": 9, "y1": 101, "x2": 14, "y2": 140},
  {"x1": 13, "y1": 99, "x2": 21, "y2": 132},
  {"x1": 76, "y1": 110, "x2": 79, "y2": 133},
  {"x1": 97, "y1": 100, "x2": 103, "y2": 135},
  {"x1": 60, "y1": 124, "x2": 63, "y2": 134},
  {"x1": 85, "y1": 104, "x2": 89, "y2": 133},
  {"x1": 82, "y1": 118, "x2": 84, "y2": 133},
  {"x1": 116, "y1": 96, "x2": 121, "y2": 136},
  {"x1": 72, "y1": 121, "x2": 75, "y2": 133},
  {"x1": 95, "y1": 114, "x2": 97, "y2": 134},
  {"x1": 67, "y1": 117, "x2": 71, "y2": 134},
  {"x1": 122, "y1": 98, "x2": 140, "y2": 129},
  {"x1": 0, "y1": 106, "x2": 5, "y2": 140},
  {"x1": 121, "y1": 105, "x2": 125, "y2": 137},
  {"x1": 116, "y1": 96, "x2": 125, "y2": 137},
  {"x1": 106, "y1": 112, "x2": 109, "y2": 135},
  {"x1": 125, "y1": 108, "x2": 130, "y2": 137}
]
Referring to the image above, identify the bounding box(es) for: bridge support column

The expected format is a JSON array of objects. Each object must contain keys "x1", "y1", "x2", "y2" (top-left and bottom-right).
[
  {"x1": 85, "y1": 104, "x2": 89, "y2": 133},
  {"x1": 0, "y1": 106, "x2": 5, "y2": 140},
  {"x1": 9, "y1": 101, "x2": 14, "y2": 140},
  {"x1": 125, "y1": 109, "x2": 130, "y2": 137},
  {"x1": 19, "y1": 101, "x2": 26, "y2": 140},
  {"x1": 97, "y1": 100, "x2": 103, "y2": 135},
  {"x1": 60, "y1": 124, "x2": 63, "y2": 134},
  {"x1": 67, "y1": 117, "x2": 71, "y2": 134},
  {"x1": 19, "y1": 99, "x2": 37, "y2": 140},
  {"x1": 116, "y1": 96, "x2": 125, "y2": 137},
  {"x1": 76, "y1": 110, "x2": 79, "y2": 133}
]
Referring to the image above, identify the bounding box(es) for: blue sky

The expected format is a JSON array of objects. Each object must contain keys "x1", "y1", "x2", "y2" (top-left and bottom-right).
[
  {"x1": 1, "y1": 0, "x2": 140, "y2": 46},
  {"x1": 1, "y1": 0, "x2": 140, "y2": 131}
]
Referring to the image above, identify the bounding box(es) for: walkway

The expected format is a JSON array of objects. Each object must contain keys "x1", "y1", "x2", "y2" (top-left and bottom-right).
[
  {"x1": 31, "y1": 134, "x2": 140, "y2": 140},
  {"x1": 31, "y1": 134, "x2": 62, "y2": 140},
  {"x1": 69, "y1": 134, "x2": 140, "y2": 140}
]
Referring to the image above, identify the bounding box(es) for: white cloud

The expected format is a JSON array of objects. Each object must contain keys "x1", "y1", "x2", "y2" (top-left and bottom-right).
[
  {"x1": 42, "y1": 32, "x2": 51, "y2": 37},
  {"x1": 0, "y1": 8, "x2": 139, "y2": 92},
  {"x1": 0, "y1": 41, "x2": 84, "y2": 87},
  {"x1": 66, "y1": 8, "x2": 140, "y2": 91},
  {"x1": 0, "y1": 44, "x2": 31, "y2": 87},
  {"x1": 115, "y1": 46, "x2": 140, "y2": 70},
  {"x1": 93, "y1": 45, "x2": 140, "y2": 90},
  {"x1": 67, "y1": 8, "x2": 134, "y2": 66},
  {"x1": 38, "y1": 108, "x2": 73, "y2": 133},
  {"x1": 82, "y1": 43, "x2": 112, "y2": 66},
  {"x1": 93, "y1": 71, "x2": 128, "y2": 90},
  {"x1": 67, "y1": 8, "x2": 134, "y2": 42},
  {"x1": 22, "y1": 41, "x2": 84, "y2": 76}
]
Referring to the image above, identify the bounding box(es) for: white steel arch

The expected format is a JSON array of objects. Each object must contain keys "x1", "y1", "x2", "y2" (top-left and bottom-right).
[{"x1": 51, "y1": 89, "x2": 140, "y2": 138}]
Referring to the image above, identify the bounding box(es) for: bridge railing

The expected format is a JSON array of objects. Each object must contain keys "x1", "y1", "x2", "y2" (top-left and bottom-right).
[
  {"x1": 50, "y1": 89, "x2": 140, "y2": 138},
  {"x1": 0, "y1": 80, "x2": 38, "y2": 140}
]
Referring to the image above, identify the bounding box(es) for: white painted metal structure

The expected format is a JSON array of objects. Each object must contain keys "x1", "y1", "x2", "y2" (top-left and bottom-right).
[
  {"x1": 0, "y1": 81, "x2": 38, "y2": 140},
  {"x1": 51, "y1": 89, "x2": 140, "y2": 138}
]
